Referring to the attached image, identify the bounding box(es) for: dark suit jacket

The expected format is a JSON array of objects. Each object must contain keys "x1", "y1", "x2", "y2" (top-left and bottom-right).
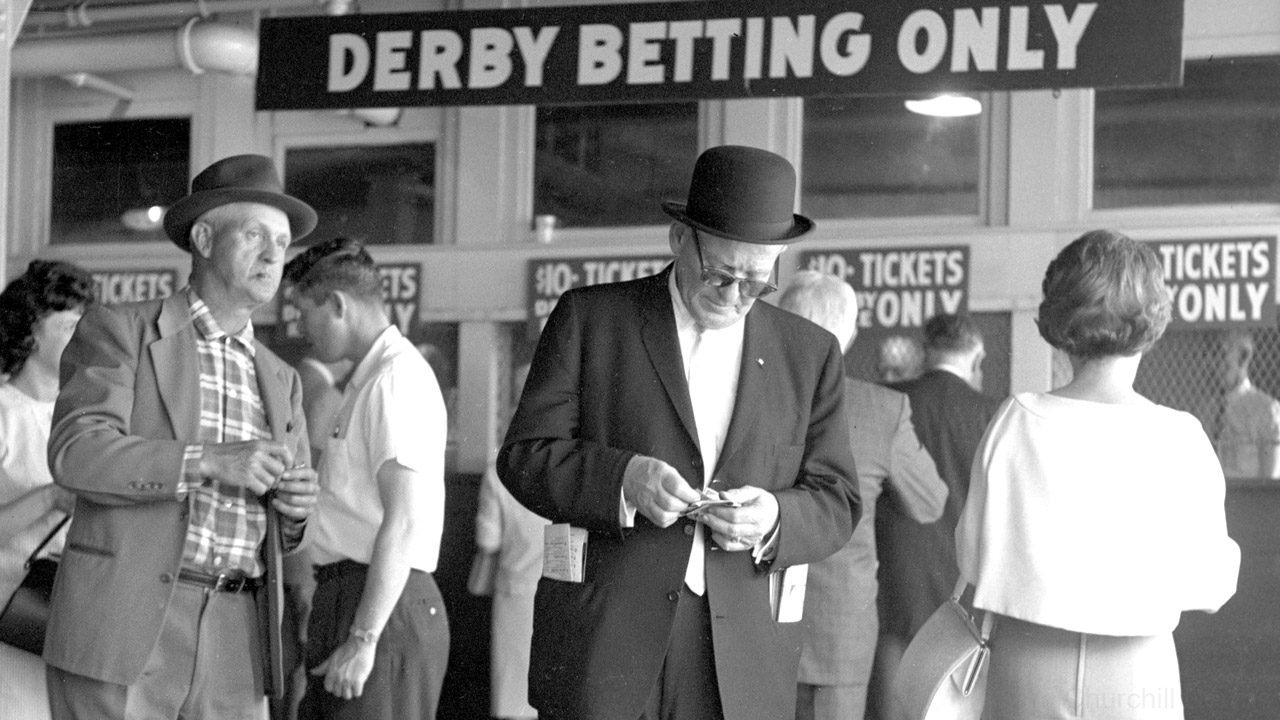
[
  {"x1": 498, "y1": 268, "x2": 860, "y2": 720},
  {"x1": 878, "y1": 368, "x2": 1001, "y2": 640},
  {"x1": 44, "y1": 294, "x2": 309, "y2": 686},
  {"x1": 799, "y1": 380, "x2": 945, "y2": 687}
]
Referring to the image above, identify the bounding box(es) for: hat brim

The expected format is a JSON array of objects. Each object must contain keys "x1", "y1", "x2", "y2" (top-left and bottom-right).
[
  {"x1": 661, "y1": 201, "x2": 813, "y2": 245},
  {"x1": 163, "y1": 188, "x2": 319, "y2": 252}
]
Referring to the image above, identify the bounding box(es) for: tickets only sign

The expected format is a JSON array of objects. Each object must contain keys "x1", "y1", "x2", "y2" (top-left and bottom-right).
[
  {"x1": 799, "y1": 246, "x2": 970, "y2": 333},
  {"x1": 527, "y1": 256, "x2": 669, "y2": 336},
  {"x1": 1146, "y1": 237, "x2": 1277, "y2": 329},
  {"x1": 92, "y1": 270, "x2": 177, "y2": 306}
]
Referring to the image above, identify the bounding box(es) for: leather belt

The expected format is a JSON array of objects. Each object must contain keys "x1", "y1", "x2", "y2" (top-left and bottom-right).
[{"x1": 177, "y1": 568, "x2": 261, "y2": 593}]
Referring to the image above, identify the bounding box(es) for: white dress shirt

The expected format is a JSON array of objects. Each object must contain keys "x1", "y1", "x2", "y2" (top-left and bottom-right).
[{"x1": 671, "y1": 274, "x2": 744, "y2": 594}]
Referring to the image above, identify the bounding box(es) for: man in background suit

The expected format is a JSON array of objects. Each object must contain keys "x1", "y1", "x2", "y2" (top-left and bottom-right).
[
  {"x1": 45, "y1": 155, "x2": 320, "y2": 720},
  {"x1": 499, "y1": 145, "x2": 860, "y2": 720},
  {"x1": 874, "y1": 312, "x2": 1001, "y2": 719},
  {"x1": 778, "y1": 271, "x2": 947, "y2": 720}
]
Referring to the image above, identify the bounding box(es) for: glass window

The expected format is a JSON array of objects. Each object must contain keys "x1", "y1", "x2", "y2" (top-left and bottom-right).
[
  {"x1": 802, "y1": 96, "x2": 981, "y2": 219},
  {"x1": 534, "y1": 102, "x2": 698, "y2": 229},
  {"x1": 50, "y1": 118, "x2": 190, "y2": 245},
  {"x1": 284, "y1": 144, "x2": 435, "y2": 245},
  {"x1": 1094, "y1": 56, "x2": 1280, "y2": 209}
]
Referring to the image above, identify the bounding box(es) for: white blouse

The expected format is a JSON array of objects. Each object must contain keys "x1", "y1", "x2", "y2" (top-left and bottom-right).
[{"x1": 957, "y1": 392, "x2": 1240, "y2": 636}]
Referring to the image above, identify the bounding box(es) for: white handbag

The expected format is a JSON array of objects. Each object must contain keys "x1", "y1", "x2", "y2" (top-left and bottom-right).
[{"x1": 892, "y1": 577, "x2": 994, "y2": 720}]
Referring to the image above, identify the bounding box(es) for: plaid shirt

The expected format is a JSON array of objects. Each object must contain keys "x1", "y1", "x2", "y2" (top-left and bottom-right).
[{"x1": 178, "y1": 289, "x2": 273, "y2": 576}]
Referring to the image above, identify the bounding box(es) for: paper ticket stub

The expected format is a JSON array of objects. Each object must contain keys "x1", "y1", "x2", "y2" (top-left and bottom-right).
[
  {"x1": 770, "y1": 564, "x2": 809, "y2": 623},
  {"x1": 679, "y1": 489, "x2": 741, "y2": 517},
  {"x1": 542, "y1": 523, "x2": 588, "y2": 582}
]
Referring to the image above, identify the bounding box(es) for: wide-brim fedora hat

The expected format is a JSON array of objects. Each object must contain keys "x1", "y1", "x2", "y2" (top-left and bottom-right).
[
  {"x1": 163, "y1": 154, "x2": 318, "y2": 252},
  {"x1": 662, "y1": 145, "x2": 814, "y2": 245}
]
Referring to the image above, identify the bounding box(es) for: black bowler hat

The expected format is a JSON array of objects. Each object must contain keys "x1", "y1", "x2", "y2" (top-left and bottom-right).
[
  {"x1": 661, "y1": 145, "x2": 814, "y2": 245},
  {"x1": 163, "y1": 154, "x2": 318, "y2": 252}
]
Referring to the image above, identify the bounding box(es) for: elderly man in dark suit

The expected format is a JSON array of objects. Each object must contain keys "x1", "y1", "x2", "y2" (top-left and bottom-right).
[
  {"x1": 874, "y1": 312, "x2": 1002, "y2": 719},
  {"x1": 499, "y1": 145, "x2": 860, "y2": 720},
  {"x1": 45, "y1": 155, "x2": 320, "y2": 720},
  {"x1": 778, "y1": 271, "x2": 947, "y2": 720}
]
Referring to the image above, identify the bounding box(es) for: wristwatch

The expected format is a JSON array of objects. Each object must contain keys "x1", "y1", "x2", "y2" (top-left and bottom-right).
[{"x1": 349, "y1": 625, "x2": 379, "y2": 644}]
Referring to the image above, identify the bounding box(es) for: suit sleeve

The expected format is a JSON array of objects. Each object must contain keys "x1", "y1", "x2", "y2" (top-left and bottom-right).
[
  {"x1": 497, "y1": 292, "x2": 635, "y2": 531},
  {"x1": 771, "y1": 338, "x2": 861, "y2": 569},
  {"x1": 281, "y1": 365, "x2": 312, "y2": 553},
  {"x1": 885, "y1": 396, "x2": 948, "y2": 523},
  {"x1": 48, "y1": 303, "x2": 188, "y2": 507}
]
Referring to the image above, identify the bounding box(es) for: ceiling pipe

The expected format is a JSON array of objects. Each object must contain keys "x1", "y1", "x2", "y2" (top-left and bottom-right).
[
  {"x1": 12, "y1": 19, "x2": 257, "y2": 77},
  {"x1": 25, "y1": 0, "x2": 319, "y2": 32},
  {"x1": 178, "y1": 17, "x2": 256, "y2": 75},
  {"x1": 61, "y1": 72, "x2": 135, "y2": 100}
]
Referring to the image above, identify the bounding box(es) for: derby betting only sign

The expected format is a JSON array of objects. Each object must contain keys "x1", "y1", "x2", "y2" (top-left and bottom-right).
[{"x1": 257, "y1": 0, "x2": 1183, "y2": 110}]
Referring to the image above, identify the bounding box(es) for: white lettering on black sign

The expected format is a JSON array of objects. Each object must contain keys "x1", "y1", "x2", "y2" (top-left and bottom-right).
[
  {"x1": 1147, "y1": 237, "x2": 1276, "y2": 328},
  {"x1": 257, "y1": 0, "x2": 1180, "y2": 110},
  {"x1": 380, "y1": 264, "x2": 421, "y2": 335},
  {"x1": 801, "y1": 247, "x2": 969, "y2": 330},
  {"x1": 92, "y1": 271, "x2": 177, "y2": 306},
  {"x1": 527, "y1": 256, "x2": 669, "y2": 335}
]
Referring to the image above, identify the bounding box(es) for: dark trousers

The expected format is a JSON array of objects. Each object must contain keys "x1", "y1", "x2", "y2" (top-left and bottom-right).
[
  {"x1": 299, "y1": 561, "x2": 449, "y2": 720},
  {"x1": 637, "y1": 584, "x2": 725, "y2": 720}
]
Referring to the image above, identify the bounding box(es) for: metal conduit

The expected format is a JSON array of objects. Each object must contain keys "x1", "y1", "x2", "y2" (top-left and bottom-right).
[
  {"x1": 25, "y1": 0, "x2": 320, "y2": 31},
  {"x1": 13, "y1": 19, "x2": 258, "y2": 76}
]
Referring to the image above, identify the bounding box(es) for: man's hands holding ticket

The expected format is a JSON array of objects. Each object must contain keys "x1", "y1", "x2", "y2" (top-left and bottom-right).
[
  {"x1": 622, "y1": 455, "x2": 780, "y2": 552},
  {"x1": 680, "y1": 489, "x2": 741, "y2": 516}
]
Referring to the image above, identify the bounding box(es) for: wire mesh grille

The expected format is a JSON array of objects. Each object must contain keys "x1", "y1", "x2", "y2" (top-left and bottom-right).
[{"x1": 1135, "y1": 323, "x2": 1280, "y2": 478}]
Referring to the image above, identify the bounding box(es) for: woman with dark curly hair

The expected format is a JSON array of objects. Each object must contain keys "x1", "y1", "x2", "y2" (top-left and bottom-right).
[
  {"x1": 955, "y1": 230, "x2": 1240, "y2": 719},
  {"x1": 0, "y1": 259, "x2": 94, "y2": 720}
]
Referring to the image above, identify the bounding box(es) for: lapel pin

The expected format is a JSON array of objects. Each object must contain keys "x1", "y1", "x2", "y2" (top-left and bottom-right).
[{"x1": 756, "y1": 358, "x2": 764, "y2": 367}]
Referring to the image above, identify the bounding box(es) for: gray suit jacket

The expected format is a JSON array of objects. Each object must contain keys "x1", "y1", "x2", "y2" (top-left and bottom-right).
[
  {"x1": 45, "y1": 293, "x2": 308, "y2": 685},
  {"x1": 798, "y1": 379, "x2": 946, "y2": 686}
]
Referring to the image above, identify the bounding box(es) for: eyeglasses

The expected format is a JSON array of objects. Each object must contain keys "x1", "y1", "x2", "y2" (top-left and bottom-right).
[{"x1": 692, "y1": 230, "x2": 778, "y2": 299}]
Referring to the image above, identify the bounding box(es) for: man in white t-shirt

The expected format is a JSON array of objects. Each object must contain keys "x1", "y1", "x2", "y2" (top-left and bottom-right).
[{"x1": 285, "y1": 237, "x2": 450, "y2": 720}]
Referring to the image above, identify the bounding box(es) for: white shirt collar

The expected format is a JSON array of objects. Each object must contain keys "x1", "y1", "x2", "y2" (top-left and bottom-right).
[
  {"x1": 347, "y1": 325, "x2": 404, "y2": 392},
  {"x1": 931, "y1": 360, "x2": 971, "y2": 382}
]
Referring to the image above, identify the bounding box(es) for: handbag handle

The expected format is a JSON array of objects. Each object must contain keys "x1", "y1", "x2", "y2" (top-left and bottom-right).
[
  {"x1": 950, "y1": 576, "x2": 994, "y2": 643},
  {"x1": 23, "y1": 515, "x2": 70, "y2": 570}
]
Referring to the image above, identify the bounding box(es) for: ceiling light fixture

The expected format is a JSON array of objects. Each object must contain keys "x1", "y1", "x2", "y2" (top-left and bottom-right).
[
  {"x1": 120, "y1": 205, "x2": 166, "y2": 232},
  {"x1": 904, "y1": 94, "x2": 983, "y2": 118}
]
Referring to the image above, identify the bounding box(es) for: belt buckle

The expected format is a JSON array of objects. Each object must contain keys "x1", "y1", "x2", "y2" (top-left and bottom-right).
[{"x1": 213, "y1": 572, "x2": 239, "y2": 592}]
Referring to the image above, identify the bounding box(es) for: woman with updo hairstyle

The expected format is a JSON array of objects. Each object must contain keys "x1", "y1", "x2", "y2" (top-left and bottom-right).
[
  {"x1": 0, "y1": 260, "x2": 94, "y2": 719},
  {"x1": 955, "y1": 230, "x2": 1240, "y2": 719}
]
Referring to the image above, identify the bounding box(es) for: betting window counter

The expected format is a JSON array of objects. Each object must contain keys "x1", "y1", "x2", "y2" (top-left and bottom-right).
[{"x1": 1175, "y1": 481, "x2": 1280, "y2": 719}]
